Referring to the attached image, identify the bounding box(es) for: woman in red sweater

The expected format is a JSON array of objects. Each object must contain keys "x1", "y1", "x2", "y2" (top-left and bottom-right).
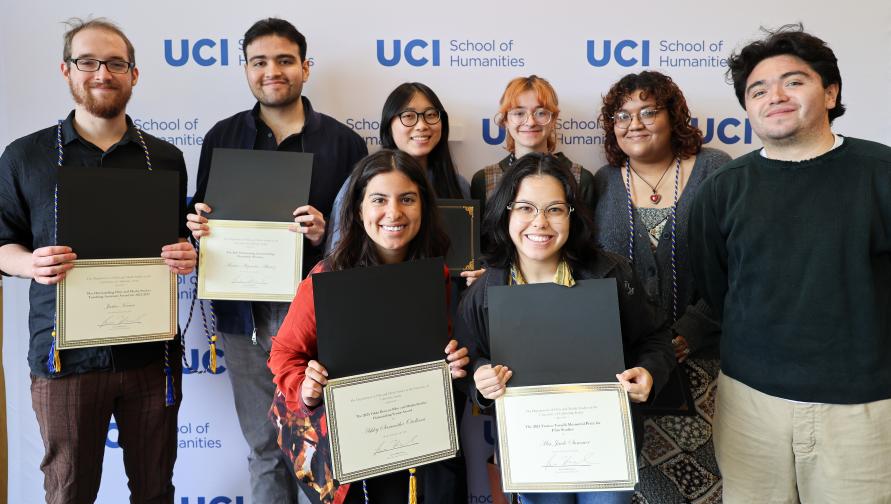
[{"x1": 268, "y1": 149, "x2": 470, "y2": 503}]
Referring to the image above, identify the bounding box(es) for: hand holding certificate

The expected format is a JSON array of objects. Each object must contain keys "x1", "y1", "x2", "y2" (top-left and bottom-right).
[
  {"x1": 55, "y1": 166, "x2": 180, "y2": 349},
  {"x1": 314, "y1": 259, "x2": 460, "y2": 483},
  {"x1": 197, "y1": 220, "x2": 302, "y2": 302},
  {"x1": 496, "y1": 383, "x2": 638, "y2": 492},
  {"x1": 324, "y1": 360, "x2": 458, "y2": 483},
  {"x1": 194, "y1": 149, "x2": 313, "y2": 301},
  {"x1": 486, "y1": 279, "x2": 640, "y2": 492}
]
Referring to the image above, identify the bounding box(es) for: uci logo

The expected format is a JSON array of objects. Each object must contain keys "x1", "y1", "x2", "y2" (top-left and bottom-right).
[
  {"x1": 183, "y1": 348, "x2": 226, "y2": 375},
  {"x1": 164, "y1": 39, "x2": 230, "y2": 67},
  {"x1": 180, "y1": 498, "x2": 245, "y2": 504},
  {"x1": 586, "y1": 40, "x2": 650, "y2": 67},
  {"x1": 376, "y1": 39, "x2": 440, "y2": 67},
  {"x1": 481, "y1": 118, "x2": 506, "y2": 146},
  {"x1": 692, "y1": 117, "x2": 754, "y2": 145}
]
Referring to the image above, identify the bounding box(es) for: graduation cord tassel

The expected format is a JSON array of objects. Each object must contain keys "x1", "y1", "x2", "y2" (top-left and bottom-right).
[
  {"x1": 164, "y1": 342, "x2": 175, "y2": 406},
  {"x1": 200, "y1": 298, "x2": 219, "y2": 373},
  {"x1": 362, "y1": 480, "x2": 369, "y2": 504},
  {"x1": 47, "y1": 334, "x2": 60, "y2": 374},
  {"x1": 408, "y1": 468, "x2": 418, "y2": 504},
  {"x1": 47, "y1": 122, "x2": 66, "y2": 375}
]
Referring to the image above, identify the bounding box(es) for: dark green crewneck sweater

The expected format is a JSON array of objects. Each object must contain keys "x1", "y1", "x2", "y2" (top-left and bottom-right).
[{"x1": 689, "y1": 137, "x2": 891, "y2": 403}]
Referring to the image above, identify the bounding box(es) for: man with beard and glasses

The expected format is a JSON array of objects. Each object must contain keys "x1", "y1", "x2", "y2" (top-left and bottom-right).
[
  {"x1": 0, "y1": 18, "x2": 195, "y2": 503},
  {"x1": 185, "y1": 17, "x2": 366, "y2": 504}
]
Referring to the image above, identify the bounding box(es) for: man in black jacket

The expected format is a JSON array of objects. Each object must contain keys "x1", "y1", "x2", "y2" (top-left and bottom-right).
[
  {"x1": 690, "y1": 24, "x2": 891, "y2": 503},
  {"x1": 185, "y1": 18, "x2": 367, "y2": 504}
]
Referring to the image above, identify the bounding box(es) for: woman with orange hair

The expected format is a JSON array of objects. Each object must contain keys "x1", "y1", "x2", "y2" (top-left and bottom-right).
[{"x1": 464, "y1": 75, "x2": 595, "y2": 285}]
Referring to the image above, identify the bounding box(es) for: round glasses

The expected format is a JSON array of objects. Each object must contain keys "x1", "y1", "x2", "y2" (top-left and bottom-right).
[
  {"x1": 67, "y1": 57, "x2": 134, "y2": 74},
  {"x1": 398, "y1": 108, "x2": 442, "y2": 127},
  {"x1": 502, "y1": 107, "x2": 553, "y2": 126},
  {"x1": 611, "y1": 108, "x2": 661, "y2": 129},
  {"x1": 507, "y1": 201, "x2": 574, "y2": 222}
]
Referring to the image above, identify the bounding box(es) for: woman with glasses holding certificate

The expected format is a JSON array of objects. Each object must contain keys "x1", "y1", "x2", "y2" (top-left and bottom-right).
[
  {"x1": 457, "y1": 153, "x2": 674, "y2": 504},
  {"x1": 462, "y1": 75, "x2": 595, "y2": 286},
  {"x1": 593, "y1": 71, "x2": 730, "y2": 503},
  {"x1": 268, "y1": 149, "x2": 470, "y2": 504}
]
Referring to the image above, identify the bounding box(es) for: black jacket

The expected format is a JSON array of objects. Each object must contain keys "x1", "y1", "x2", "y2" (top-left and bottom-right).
[{"x1": 190, "y1": 97, "x2": 367, "y2": 334}]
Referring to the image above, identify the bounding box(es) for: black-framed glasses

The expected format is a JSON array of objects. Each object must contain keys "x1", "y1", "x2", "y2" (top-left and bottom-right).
[
  {"x1": 67, "y1": 58, "x2": 134, "y2": 74},
  {"x1": 398, "y1": 108, "x2": 442, "y2": 127},
  {"x1": 611, "y1": 108, "x2": 661, "y2": 129},
  {"x1": 503, "y1": 107, "x2": 553, "y2": 126},
  {"x1": 506, "y1": 201, "x2": 574, "y2": 222}
]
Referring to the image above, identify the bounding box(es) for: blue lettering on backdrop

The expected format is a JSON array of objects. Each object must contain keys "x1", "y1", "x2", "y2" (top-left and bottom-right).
[
  {"x1": 183, "y1": 348, "x2": 227, "y2": 375},
  {"x1": 164, "y1": 39, "x2": 230, "y2": 67},
  {"x1": 692, "y1": 117, "x2": 753, "y2": 145},
  {"x1": 106, "y1": 422, "x2": 119, "y2": 449},
  {"x1": 376, "y1": 39, "x2": 441, "y2": 66},
  {"x1": 180, "y1": 498, "x2": 245, "y2": 504},
  {"x1": 586, "y1": 40, "x2": 650, "y2": 67},
  {"x1": 481, "y1": 118, "x2": 506, "y2": 145}
]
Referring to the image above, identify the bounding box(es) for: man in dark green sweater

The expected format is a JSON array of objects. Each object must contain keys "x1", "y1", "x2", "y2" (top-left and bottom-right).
[{"x1": 689, "y1": 24, "x2": 891, "y2": 503}]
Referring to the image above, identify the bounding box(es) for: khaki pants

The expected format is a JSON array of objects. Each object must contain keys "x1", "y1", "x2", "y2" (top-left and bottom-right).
[{"x1": 714, "y1": 373, "x2": 891, "y2": 504}]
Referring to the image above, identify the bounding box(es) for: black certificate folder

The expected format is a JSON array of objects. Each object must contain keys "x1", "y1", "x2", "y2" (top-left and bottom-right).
[
  {"x1": 57, "y1": 166, "x2": 179, "y2": 259},
  {"x1": 314, "y1": 258, "x2": 448, "y2": 378},
  {"x1": 488, "y1": 278, "x2": 626, "y2": 387},
  {"x1": 204, "y1": 148, "x2": 313, "y2": 221},
  {"x1": 437, "y1": 199, "x2": 481, "y2": 274}
]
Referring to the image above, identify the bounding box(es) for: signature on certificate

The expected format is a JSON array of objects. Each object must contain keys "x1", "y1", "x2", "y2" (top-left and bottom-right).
[
  {"x1": 373, "y1": 435, "x2": 420, "y2": 455},
  {"x1": 542, "y1": 451, "x2": 597, "y2": 468},
  {"x1": 97, "y1": 313, "x2": 147, "y2": 328}
]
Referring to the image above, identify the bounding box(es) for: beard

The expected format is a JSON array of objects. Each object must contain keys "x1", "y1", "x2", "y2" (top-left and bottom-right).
[{"x1": 69, "y1": 80, "x2": 132, "y2": 119}]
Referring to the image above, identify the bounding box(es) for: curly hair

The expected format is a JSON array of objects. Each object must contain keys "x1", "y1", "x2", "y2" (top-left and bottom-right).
[
  {"x1": 599, "y1": 71, "x2": 702, "y2": 167},
  {"x1": 726, "y1": 23, "x2": 845, "y2": 123},
  {"x1": 327, "y1": 150, "x2": 449, "y2": 271}
]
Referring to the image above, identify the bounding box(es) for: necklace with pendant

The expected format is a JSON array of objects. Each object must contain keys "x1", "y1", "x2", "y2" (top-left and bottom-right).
[{"x1": 626, "y1": 157, "x2": 677, "y2": 204}]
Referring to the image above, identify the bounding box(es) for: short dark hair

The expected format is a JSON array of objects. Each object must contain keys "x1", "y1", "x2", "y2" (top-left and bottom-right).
[
  {"x1": 327, "y1": 149, "x2": 450, "y2": 271},
  {"x1": 599, "y1": 71, "x2": 703, "y2": 167},
  {"x1": 243, "y1": 18, "x2": 307, "y2": 62},
  {"x1": 482, "y1": 153, "x2": 600, "y2": 271},
  {"x1": 727, "y1": 23, "x2": 845, "y2": 123},
  {"x1": 63, "y1": 17, "x2": 135, "y2": 65},
  {"x1": 379, "y1": 83, "x2": 465, "y2": 199}
]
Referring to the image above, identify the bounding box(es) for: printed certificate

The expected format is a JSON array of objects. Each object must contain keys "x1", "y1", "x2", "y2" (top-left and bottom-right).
[
  {"x1": 496, "y1": 383, "x2": 638, "y2": 493},
  {"x1": 324, "y1": 360, "x2": 459, "y2": 483},
  {"x1": 197, "y1": 220, "x2": 303, "y2": 302},
  {"x1": 55, "y1": 258, "x2": 177, "y2": 349}
]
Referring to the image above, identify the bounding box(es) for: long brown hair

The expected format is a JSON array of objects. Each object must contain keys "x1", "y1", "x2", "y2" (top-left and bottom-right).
[{"x1": 327, "y1": 149, "x2": 449, "y2": 271}]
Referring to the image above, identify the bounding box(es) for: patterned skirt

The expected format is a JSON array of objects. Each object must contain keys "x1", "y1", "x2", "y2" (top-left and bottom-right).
[
  {"x1": 634, "y1": 358, "x2": 722, "y2": 504},
  {"x1": 269, "y1": 388, "x2": 350, "y2": 504}
]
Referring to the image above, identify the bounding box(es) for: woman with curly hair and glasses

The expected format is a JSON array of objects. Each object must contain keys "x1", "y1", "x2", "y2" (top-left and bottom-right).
[{"x1": 594, "y1": 71, "x2": 730, "y2": 503}]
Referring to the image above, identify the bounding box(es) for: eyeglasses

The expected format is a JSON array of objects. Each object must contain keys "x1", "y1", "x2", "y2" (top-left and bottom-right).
[
  {"x1": 67, "y1": 58, "x2": 134, "y2": 74},
  {"x1": 398, "y1": 108, "x2": 442, "y2": 127},
  {"x1": 611, "y1": 107, "x2": 661, "y2": 129},
  {"x1": 507, "y1": 201, "x2": 574, "y2": 222},
  {"x1": 503, "y1": 107, "x2": 553, "y2": 126}
]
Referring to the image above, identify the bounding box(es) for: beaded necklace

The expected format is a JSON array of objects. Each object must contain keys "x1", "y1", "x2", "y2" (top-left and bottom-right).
[
  {"x1": 623, "y1": 157, "x2": 680, "y2": 322},
  {"x1": 53, "y1": 121, "x2": 178, "y2": 406}
]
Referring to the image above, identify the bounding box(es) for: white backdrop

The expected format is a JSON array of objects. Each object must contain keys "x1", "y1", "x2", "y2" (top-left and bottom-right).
[{"x1": 2, "y1": 1, "x2": 890, "y2": 502}]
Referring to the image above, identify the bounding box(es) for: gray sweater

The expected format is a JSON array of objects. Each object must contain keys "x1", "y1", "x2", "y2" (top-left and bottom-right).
[{"x1": 592, "y1": 147, "x2": 731, "y2": 358}]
